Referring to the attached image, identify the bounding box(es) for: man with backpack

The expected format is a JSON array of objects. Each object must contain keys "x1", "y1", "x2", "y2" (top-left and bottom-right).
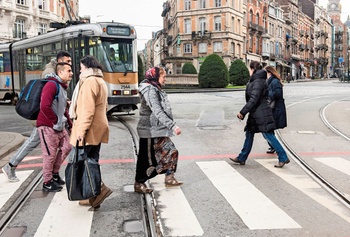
[
  {"x1": 37, "y1": 62, "x2": 73, "y2": 192},
  {"x1": 1, "y1": 51, "x2": 71, "y2": 183}
]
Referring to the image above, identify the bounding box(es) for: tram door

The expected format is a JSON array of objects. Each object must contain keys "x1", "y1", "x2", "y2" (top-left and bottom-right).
[{"x1": 17, "y1": 49, "x2": 27, "y2": 89}]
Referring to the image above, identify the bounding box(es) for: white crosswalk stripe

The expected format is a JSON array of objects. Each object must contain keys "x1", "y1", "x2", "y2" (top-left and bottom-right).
[
  {"x1": 0, "y1": 170, "x2": 33, "y2": 208},
  {"x1": 151, "y1": 174, "x2": 204, "y2": 236},
  {"x1": 314, "y1": 157, "x2": 350, "y2": 175},
  {"x1": 256, "y1": 159, "x2": 350, "y2": 223},
  {"x1": 197, "y1": 161, "x2": 301, "y2": 230},
  {"x1": 34, "y1": 190, "x2": 93, "y2": 237}
]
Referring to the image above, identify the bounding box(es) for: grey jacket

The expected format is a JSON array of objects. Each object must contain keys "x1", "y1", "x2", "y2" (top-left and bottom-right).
[{"x1": 137, "y1": 81, "x2": 176, "y2": 138}]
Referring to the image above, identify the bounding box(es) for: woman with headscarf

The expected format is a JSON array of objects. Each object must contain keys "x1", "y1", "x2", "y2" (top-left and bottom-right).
[
  {"x1": 134, "y1": 67, "x2": 183, "y2": 193},
  {"x1": 230, "y1": 61, "x2": 290, "y2": 168}
]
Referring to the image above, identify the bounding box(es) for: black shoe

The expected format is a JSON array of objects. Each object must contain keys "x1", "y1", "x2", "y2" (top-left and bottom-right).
[
  {"x1": 52, "y1": 173, "x2": 65, "y2": 185},
  {"x1": 274, "y1": 159, "x2": 290, "y2": 168},
  {"x1": 229, "y1": 157, "x2": 245, "y2": 165},
  {"x1": 43, "y1": 179, "x2": 63, "y2": 192},
  {"x1": 266, "y1": 148, "x2": 276, "y2": 154}
]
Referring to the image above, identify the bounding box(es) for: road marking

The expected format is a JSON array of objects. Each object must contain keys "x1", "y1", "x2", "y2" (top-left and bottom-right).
[
  {"x1": 256, "y1": 159, "x2": 350, "y2": 223},
  {"x1": 0, "y1": 170, "x2": 33, "y2": 208},
  {"x1": 314, "y1": 157, "x2": 350, "y2": 175},
  {"x1": 34, "y1": 190, "x2": 93, "y2": 237},
  {"x1": 197, "y1": 161, "x2": 301, "y2": 230},
  {"x1": 151, "y1": 174, "x2": 204, "y2": 236}
]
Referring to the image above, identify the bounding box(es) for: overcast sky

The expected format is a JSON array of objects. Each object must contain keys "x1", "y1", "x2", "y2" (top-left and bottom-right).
[{"x1": 79, "y1": 0, "x2": 350, "y2": 51}]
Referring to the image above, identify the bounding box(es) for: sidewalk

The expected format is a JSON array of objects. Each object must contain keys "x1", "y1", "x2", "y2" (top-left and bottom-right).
[{"x1": 0, "y1": 132, "x2": 24, "y2": 160}]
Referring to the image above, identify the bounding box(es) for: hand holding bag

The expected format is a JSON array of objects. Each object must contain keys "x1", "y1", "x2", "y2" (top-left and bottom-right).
[{"x1": 65, "y1": 140, "x2": 101, "y2": 201}]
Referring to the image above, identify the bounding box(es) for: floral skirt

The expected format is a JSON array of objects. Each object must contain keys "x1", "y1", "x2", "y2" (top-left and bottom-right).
[{"x1": 135, "y1": 137, "x2": 178, "y2": 183}]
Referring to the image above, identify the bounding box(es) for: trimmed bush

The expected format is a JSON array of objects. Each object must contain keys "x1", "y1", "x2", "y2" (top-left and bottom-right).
[
  {"x1": 137, "y1": 55, "x2": 144, "y2": 83},
  {"x1": 229, "y1": 59, "x2": 249, "y2": 86},
  {"x1": 182, "y1": 62, "x2": 197, "y2": 74},
  {"x1": 198, "y1": 54, "x2": 229, "y2": 88}
]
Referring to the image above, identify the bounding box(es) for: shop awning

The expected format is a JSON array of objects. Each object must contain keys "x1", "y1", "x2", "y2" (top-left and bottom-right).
[{"x1": 277, "y1": 62, "x2": 291, "y2": 68}]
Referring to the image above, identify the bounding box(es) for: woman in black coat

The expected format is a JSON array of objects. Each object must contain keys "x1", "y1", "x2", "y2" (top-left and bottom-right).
[
  {"x1": 230, "y1": 61, "x2": 290, "y2": 168},
  {"x1": 265, "y1": 66, "x2": 287, "y2": 154}
]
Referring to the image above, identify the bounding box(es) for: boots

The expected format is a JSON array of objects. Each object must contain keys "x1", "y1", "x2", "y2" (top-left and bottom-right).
[
  {"x1": 90, "y1": 183, "x2": 113, "y2": 208},
  {"x1": 165, "y1": 173, "x2": 183, "y2": 188},
  {"x1": 78, "y1": 197, "x2": 100, "y2": 208}
]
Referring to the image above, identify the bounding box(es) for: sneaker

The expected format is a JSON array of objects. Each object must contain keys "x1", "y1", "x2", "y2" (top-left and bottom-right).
[
  {"x1": 266, "y1": 148, "x2": 276, "y2": 154},
  {"x1": 2, "y1": 163, "x2": 19, "y2": 182},
  {"x1": 52, "y1": 173, "x2": 65, "y2": 185},
  {"x1": 43, "y1": 179, "x2": 63, "y2": 192}
]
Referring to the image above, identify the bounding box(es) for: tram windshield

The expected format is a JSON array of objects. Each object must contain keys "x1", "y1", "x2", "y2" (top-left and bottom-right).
[{"x1": 100, "y1": 38, "x2": 134, "y2": 73}]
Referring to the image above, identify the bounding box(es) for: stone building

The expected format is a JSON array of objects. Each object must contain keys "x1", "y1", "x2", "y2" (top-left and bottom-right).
[
  {"x1": 160, "y1": 0, "x2": 247, "y2": 73},
  {"x1": 0, "y1": 0, "x2": 79, "y2": 43}
]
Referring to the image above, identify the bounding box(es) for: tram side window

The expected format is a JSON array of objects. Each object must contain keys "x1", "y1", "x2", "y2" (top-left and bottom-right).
[
  {"x1": 26, "y1": 47, "x2": 43, "y2": 71},
  {"x1": 0, "y1": 52, "x2": 11, "y2": 72}
]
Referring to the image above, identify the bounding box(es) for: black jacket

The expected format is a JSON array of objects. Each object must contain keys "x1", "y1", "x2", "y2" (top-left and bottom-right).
[
  {"x1": 267, "y1": 76, "x2": 287, "y2": 129},
  {"x1": 240, "y1": 70, "x2": 275, "y2": 133}
]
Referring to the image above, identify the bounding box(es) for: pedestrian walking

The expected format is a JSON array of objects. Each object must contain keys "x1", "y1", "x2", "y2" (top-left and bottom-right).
[
  {"x1": 69, "y1": 55, "x2": 112, "y2": 208},
  {"x1": 134, "y1": 66, "x2": 182, "y2": 194},
  {"x1": 230, "y1": 61, "x2": 290, "y2": 168},
  {"x1": 264, "y1": 65, "x2": 287, "y2": 154},
  {"x1": 37, "y1": 62, "x2": 73, "y2": 192},
  {"x1": 1, "y1": 51, "x2": 71, "y2": 182}
]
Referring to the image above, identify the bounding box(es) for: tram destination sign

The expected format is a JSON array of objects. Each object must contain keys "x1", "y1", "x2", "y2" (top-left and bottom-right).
[{"x1": 106, "y1": 26, "x2": 131, "y2": 36}]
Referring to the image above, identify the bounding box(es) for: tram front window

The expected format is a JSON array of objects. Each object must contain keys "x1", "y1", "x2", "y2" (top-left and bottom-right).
[{"x1": 101, "y1": 40, "x2": 134, "y2": 73}]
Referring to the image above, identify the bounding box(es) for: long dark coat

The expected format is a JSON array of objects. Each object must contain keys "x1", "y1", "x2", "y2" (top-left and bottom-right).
[
  {"x1": 240, "y1": 70, "x2": 275, "y2": 133},
  {"x1": 267, "y1": 76, "x2": 287, "y2": 129}
]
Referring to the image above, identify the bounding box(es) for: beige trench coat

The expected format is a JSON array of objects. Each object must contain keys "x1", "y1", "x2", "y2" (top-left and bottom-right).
[{"x1": 70, "y1": 70, "x2": 109, "y2": 146}]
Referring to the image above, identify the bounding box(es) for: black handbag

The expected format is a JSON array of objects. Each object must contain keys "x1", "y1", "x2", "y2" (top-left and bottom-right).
[{"x1": 65, "y1": 141, "x2": 101, "y2": 201}]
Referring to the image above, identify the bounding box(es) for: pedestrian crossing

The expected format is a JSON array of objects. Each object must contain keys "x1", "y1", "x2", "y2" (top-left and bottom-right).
[{"x1": 1, "y1": 158, "x2": 350, "y2": 236}]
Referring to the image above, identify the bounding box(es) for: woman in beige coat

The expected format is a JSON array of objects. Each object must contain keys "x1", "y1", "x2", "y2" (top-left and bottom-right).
[{"x1": 69, "y1": 55, "x2": 112, "y2": 208}]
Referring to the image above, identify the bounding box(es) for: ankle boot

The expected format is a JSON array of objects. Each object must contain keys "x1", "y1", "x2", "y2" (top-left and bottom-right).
[{"x1": 91, "y1": 183, "x2": 113, "y2": 208}]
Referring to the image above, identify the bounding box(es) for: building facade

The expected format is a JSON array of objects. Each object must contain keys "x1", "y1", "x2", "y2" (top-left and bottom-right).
[{"x1": 0, "y1": 0, "x2": 79, "y2": 43}]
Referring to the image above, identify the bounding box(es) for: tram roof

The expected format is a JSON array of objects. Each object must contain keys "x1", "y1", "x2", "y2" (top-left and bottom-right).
[{"x1": 11, "y1": 22, "x2": 136, "y2": 49}]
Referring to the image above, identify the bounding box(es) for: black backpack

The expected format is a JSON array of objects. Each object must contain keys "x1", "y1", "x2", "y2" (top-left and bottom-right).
[{"x1": 15, "y1": 79, "x2": 60, "y2": 120}]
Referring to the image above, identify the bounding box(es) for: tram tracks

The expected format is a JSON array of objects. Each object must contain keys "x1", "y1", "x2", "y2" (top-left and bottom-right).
[
  {"x1": 113, "y1": 116, "x2": 162, "y2": 237},
  {"x1": 0, "y1": 171, "x2": 42, "y2": 235},
  {"x1": 277, "y1": 98, "x2": 350, "y2": 209}
]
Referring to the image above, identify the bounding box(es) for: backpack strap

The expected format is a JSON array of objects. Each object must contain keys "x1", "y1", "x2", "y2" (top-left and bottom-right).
[{"x1": 48, "y1": 81, "x2": 60, "y2": 101}]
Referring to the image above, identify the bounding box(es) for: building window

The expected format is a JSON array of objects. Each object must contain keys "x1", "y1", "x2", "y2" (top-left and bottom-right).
[
  {"x1": 14, "y1": 19, "x2": 25, "y2": 39},
  {"x1": 38, "y1": 0, "x2": 45, "y2": 10},
  {"x1": 184, "y1": 43, "x2": 192, "y2": 53},
  {"x1": 185, "y1": 0, "x2": 191, "y2": 10},
  {"x1": 270, "y1": 41, "x2": 274, "y2": 53},
  {"x1": 199, "y1": 0, "x2": 206, "y2": 9},
  {"x1": 231, "y1": 17, "x2": 235, "y2": 33},
  {"x1": 231, "y1": 42, "x2": 235, "y2": 54},
  {"x1": 199, "y1": 17, "x2": 206, "y2": 33},
  {"x1": 184, "y1": 19, "x2": 191, "y2": 33},
  {"x1": 249, "y1": 10, "x2": 253, "y2": 22},
  {"x1": 214, "y1": 16, "x2": 221, "y2": 31},
  {"x1": 38, "y1": 23, "x2": 47, "y2": 35},
  {"x1": 17, "y1": 0, "x2": 26, "y2": 4},
  {"x1": 198, "y1": 43, "x2": 207, "y2": 53},
  {"x1": 237, "y1": 19, "x2": 241, "y2": 34},
  {"x1": 255, "y1": 13, "x2": 259, "y2": 24},
  {"x1": 232, "y1": 0, "x2": 235, "y2": 8},
  {"x1": 213, "y1": 42, "x2": 222, "y2": 52},
  {"x1": 215, "y1": 0, "x2": 221, "y2": 7}
]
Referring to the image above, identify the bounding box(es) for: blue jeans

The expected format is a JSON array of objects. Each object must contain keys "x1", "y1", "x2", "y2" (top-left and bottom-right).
[{"x1": 237, "y1": 130, "x2": 289, "y2": 163}]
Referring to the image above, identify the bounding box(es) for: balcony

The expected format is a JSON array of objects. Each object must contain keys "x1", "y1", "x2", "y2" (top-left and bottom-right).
[
  {"x1": 299, "y1": 30, "x2": 304, "y2": 37},
  {"x1": 191, "y1": 31, "x2": 212, "y2": 46},
  {"x1": 270, "y1": 53, "x2": 276, "y2": 60},
  {"x1": 305, "y1": 44, "x2": 310, "y2": 51},
  {"x1": 299, "y1": 44, "x2": 305, "y2": 51},
  {"x1": 315, "y1": 31, "x2": 320, "y2": 38},
  {"x1": 262, "y1": 51, "x2": 270, "y2": 60}
]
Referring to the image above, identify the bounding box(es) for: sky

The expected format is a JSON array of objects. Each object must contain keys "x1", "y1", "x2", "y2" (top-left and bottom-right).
[
  {"x1": 79, "y1": 0, "x2": 165, "y2": 51},
  {"x1": 79, "y1": 0, "x2": 350, "y2": 51}
]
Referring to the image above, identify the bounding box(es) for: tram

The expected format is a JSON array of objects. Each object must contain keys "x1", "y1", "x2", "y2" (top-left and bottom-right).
[{"x1": 0, "y1": 22, "x2": 140, "y2": 113}]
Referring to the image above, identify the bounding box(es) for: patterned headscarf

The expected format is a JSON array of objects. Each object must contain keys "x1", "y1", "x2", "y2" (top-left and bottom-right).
[{"x1": 145, "y1": 67, "x2": 161, "y2": 89}]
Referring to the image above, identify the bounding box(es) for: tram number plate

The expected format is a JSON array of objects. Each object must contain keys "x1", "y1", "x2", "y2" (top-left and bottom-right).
[{"x1": 121, "y1": 84, "x2": 130, "y2": 89}]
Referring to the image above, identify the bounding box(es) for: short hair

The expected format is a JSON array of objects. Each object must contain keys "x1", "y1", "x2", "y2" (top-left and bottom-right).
[
  {"x1": 249, "y1": 61, "x2": 262, "y2": 72},
  {"x1": 55, "y1": 62, "x2": 71, "y2": 75},
  {"x1": 56, "y1": 51, "x2": 71, "y2": 61},
  {"x1": 80, "y1": 55, "x2": 104, "y2": 71}
]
